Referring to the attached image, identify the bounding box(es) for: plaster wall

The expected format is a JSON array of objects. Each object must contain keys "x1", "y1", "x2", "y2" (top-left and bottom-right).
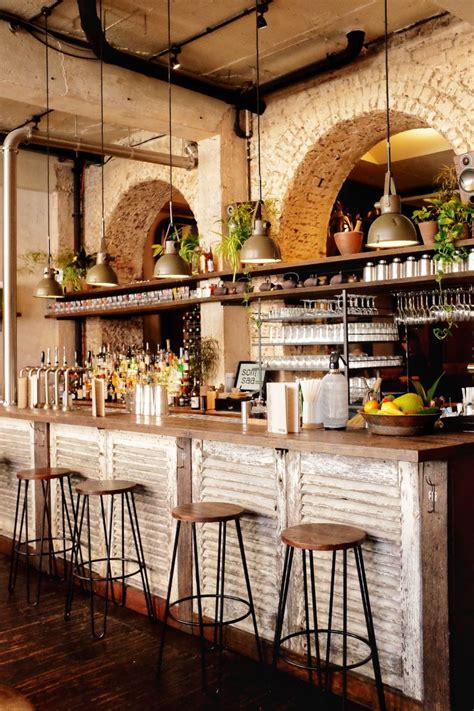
[{"x1": 0, "y1": 151, "x2": 75, "y2": 389}]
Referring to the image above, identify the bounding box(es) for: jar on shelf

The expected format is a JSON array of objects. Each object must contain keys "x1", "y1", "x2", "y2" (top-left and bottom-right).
[
  {"x1": 418, "y1": 254, "x2": 433, "y2": 276},
  {"x1": 404, "y1": 256, "x2": 417, "y2": 278},
  {"x1": 376, "y1": 259, "x2": 388, "y2": 281},
  {"x1": 390, "y1": 258, "x2": 403, "y2": 280},
  {"x1": 363, "y1": 262, "x2": 375, "y2": 282}
]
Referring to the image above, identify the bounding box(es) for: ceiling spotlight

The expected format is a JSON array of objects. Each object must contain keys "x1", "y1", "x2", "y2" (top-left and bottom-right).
[
  {"x1": 171, "y1": 45, "x2": 181, "y2": 70},
  {"x1": 257, "y1": 2, "x2": 268, "y2": 29}
]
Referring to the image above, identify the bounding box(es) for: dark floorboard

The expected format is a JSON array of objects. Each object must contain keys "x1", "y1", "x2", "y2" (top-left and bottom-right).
[{"x1": 0, "y1": 555, "x2": 365, "y2": 710}]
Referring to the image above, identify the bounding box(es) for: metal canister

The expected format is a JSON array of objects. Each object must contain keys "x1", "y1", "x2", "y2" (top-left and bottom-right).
[
  {"x1": 241, "y1": 400, "x2": 251, "y2": 425},
  {"x1": 363, "y1": 262, "x2": 375, "y2": 282},
  {"x1": 390, "y1": 258, "x2": 403, "y2": 280},
  {"x1": 468, "y1": 249, "x2": 474, "y2": 271},
  {"x1": 404, "y1": 256, "x2": 417, "y2": 278},
  {"x1": 418, "y1": 254, "x2": 433, "y2": 277},
  {"x1": 376, "y1": 259, "x2": 388, "y2": 281},
  {"x1": 451, "y1": 251, "x2": 463, "y2": 273}
]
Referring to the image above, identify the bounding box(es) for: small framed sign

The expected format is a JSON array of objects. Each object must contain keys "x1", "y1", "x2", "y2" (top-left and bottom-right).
[{"x1": 235, "y1": 361, "x2": 266, "y2": 392}]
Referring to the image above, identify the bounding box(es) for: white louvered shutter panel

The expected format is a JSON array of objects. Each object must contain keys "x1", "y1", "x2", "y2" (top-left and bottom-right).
[{"x1": 0, "y1": 419, "x2": 34, "y2": 537}]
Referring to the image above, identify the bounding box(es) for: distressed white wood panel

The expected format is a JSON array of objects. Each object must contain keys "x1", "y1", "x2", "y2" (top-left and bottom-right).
[
  {"x1": 192, "y1": 440, "x2": 281, "y2": 640},
  {"x1": 50, "y1": 424, "x2": 105, "y2": 572},
  {"x1": 0, "y1": 419, "x2": 34, "y2": 538},
  {"x1": 299, "y1": 452, "x2": 403, "y2": 692},
  {"x1": 105, "y1": 430, "x2": 177, "y2": 598}
]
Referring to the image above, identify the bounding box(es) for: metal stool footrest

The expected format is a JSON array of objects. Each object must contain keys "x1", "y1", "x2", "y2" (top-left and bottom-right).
[
  {"x1": 72, "y1": 556, "x2": 145, "y2": 583},
  {"x1": 277, "y1": 628, "x2": 373, "y2": 672},
  {"x1": 168, "y1": 593, "x2": 252, "y2": 627},
  {"x1": 14, "y1": 537, "x2": 75, "y2": 557}
]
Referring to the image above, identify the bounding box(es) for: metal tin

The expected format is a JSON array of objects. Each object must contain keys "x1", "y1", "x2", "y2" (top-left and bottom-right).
[
  {"x1": 418, "y1": 254, "x2": 432, "y2": 277},
  {"x1": 363, "y1": 262, "x2": 374, "y2": 282},
  {"x1": 241, "y1": 400, "x2": 251, "y2": 425},
  {"x1": 404, "y1": 256, "x2": 417, "y2": 278},
  {"x1": 390, "y1": 258, "x2": 403, "y2": 280},
  {"x1": 376, "y1": 259, "x2": 388, "y2": 281},
  {"x1": 468, "y1": 249, "x2": 474, "y2": 271}
]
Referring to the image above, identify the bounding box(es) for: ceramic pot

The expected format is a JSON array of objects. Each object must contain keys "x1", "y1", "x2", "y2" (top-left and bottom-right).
[
  {"x1": 418, "y1": 220, "x2": 438, "y2": 246},
  {"x1": 303, "y1": 274, "x2": 318, "y2": 287},
  {"x1": 282, "y1": 272, "x2": 299, "y2": 289},
  {"x1": 214, "y1": 281, "x2": 228, "y2": 296},
  {"x1": 334, "y1": 230, "x2": 364, "y2": 255},
  {"x1": 259, "y1": 278, "x2": 273, "y2": 292},
  {"x1": 330, "y1": 271, "x2": 345, "y2": 285}
]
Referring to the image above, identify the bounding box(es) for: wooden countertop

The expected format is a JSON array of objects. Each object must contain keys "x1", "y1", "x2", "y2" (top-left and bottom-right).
[{"x1": 1, "y1": 406, "x2": 473, "y2": 462}]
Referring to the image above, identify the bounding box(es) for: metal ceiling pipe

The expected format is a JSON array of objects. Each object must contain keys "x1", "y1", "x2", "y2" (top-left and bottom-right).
[
  {"x1": 30, "y1": 132, "x2": 198, "y2": 169},
  {"x1": 259, "y1": 30, "x2": 365, "y2": 97},
  {"x1": 2, "y1": 124, "x2": 33, "y2": 405},
  {"x1": 77, "y1": 0, "x2": 264, "y2": 114}
]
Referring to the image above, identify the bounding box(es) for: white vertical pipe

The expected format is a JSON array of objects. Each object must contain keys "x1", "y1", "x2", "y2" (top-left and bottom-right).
[{"x1": 2, "y1": 125, "x2": 33, "y2": 405}]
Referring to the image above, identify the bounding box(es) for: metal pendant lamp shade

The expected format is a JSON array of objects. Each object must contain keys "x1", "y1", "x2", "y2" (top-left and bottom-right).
[
  {"x1": 153, "y1": 238, "x2": 191, "y2": 279},
  {"x1": 240, "y1": 205, "x2": 281, "y2": 264},
  {"x1": 367, "y1": 0, "x2": 419, "y2": 250},
  {"x1": 85, "y1": 243, "x2": 119, "y2": 286},
  {"x1": 34, "y1": 267, "x2": 64, "y2": 299},
  {"x1": 367, "y1": 173, "x2": 418, "y2": 249}
]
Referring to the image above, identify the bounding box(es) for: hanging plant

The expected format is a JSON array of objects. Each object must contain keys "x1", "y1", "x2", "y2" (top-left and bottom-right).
[
  {"x1": 152, "y1": 229, "x2": 201, "y2": 273},
  {"x1": 20, "y1": 248, "x2": 97, "y2": 292}
]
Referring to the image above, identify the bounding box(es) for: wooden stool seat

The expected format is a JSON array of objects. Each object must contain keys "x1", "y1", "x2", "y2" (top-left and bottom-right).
[
  {"x1": 172, "y1": 501, "x2": 245, "y2": 523},
  {"x1": 0, "y1": 684, "x2": 34, "y2": 710},
  {"x1": 16, "y1": 467, "x2": 73, "y2": 481},
  {"x1": 281, "y1": 523, "x2": 366, "y2": 551},
  {"x1": 75, "y1": 479, "x2": 137, "y2": 496}
]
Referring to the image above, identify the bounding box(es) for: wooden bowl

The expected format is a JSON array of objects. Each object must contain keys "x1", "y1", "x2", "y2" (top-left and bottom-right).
[{"x1": 361, "y1": 411, "x2": 440, "y2": 436}]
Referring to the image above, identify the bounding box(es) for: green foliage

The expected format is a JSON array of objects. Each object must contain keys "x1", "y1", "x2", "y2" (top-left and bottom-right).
[
  {"x1": 20, "y1": 247, "x2": 96, "y2": 291},
  {"x1": 152, "y1": 229, "x2": 201, "y2": 268},
  {"x1": 409, "y1": 372, "x2": 445, "y2": 405},
  {"x1": 189, "y1": 336, "x2": 219, "y2": 384},
  {"x1": 411, "y1": 205, "x2": 438, "y2": 224},
  {"x1": 214, "y1": 202, "x2": 255, "y2": 280}
]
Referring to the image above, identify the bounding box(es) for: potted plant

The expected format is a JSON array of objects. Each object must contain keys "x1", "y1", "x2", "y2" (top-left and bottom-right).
[
  {"x1": 20, "y1": 248, "x2": 97, "y2": 292},
  {"x1": 333, "y1": 212, "x2": 364, "y2": 255},
  {"x1": 214, "y1": 202, "x2": 254, "y2": 279},
  {"x1": 411, "y1": 204, "x2": 439, "y2": 245}
]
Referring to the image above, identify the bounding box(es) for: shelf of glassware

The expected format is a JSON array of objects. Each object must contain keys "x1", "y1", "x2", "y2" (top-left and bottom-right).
[
  {"x1": 261, "y1": 354, "x2": 403, "y2": 371},
  {"x1": 255, "y1": 322, "x2": 398, "y2": 346}
]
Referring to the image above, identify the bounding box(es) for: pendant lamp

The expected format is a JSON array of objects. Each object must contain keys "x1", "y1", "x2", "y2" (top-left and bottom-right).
[
  {"x1": 86, "y1": 0, "x2": 118, "y2": 287},
  {"x1": 34, "y1": 8, "x2": 63, "y2": 299},
  {"x1": 366, "y1": 0, "x2": 418, "y2": 250},
  {"x1": 240, "y1": 0, "x2": 281, "y2": 265},
  {"x1": 154, "y1": 0, "x2": 191, "y2": 280}
]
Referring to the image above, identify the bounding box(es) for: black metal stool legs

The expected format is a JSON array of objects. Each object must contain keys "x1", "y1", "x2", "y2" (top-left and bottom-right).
[
  {"x1": 272, "y1": 544, "x2": 386, "y2": 710},
  {"x1": 66, "y1": 489, "x2": 154, "y2": 639},
  {"x1": 158, "y1": 515, "x2": 261, "y2": 693},
  {"x1": 8, "y1": 477, "x2": 74, "y2": 606},
  {"x1": 157, "y1": 520, "x2": 181, "y2": 674},
  {"x1": 354, "y1": 546, "x2": 386, "y2": 711}
]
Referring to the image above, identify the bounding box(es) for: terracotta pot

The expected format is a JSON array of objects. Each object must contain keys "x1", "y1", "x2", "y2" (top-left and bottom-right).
[
  {"x1": 418, "y1": 220, "x2": 438, "y2": 246},
  {"x1": 334, "y1": 231, "x2": 363, "y2": 255}
]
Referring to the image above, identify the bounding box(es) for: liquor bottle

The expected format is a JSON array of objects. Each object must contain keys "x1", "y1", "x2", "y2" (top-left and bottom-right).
[{"x1": 190, "y1": 378, "x2": 200, "y2": 410}]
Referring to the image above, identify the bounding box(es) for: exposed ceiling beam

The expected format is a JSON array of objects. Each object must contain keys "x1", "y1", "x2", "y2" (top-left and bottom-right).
[{"x1": 0, "y1": 23, "x2": 227, "y2": 140}]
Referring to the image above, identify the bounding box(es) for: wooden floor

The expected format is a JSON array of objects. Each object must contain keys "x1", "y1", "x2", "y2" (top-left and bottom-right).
[{"x1": 0, "y1": 555, "x2": 366, "y2": 711}]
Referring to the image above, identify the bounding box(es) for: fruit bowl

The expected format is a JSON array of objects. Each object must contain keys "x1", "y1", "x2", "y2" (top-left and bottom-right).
[{"x1": 361, "y1": 411, "x2": 440, "y2": 436}]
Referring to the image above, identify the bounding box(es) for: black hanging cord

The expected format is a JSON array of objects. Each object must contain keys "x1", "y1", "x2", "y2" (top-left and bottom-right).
[
  {"x1": 167, "y1": 0, "x2": 174, "y2": 233},
  {"x1": 43, "y1": 6, "x2": 51, "y2": 268},
  {"x1": 384, "y1": 0, "x2": 391, "y2": 173},
  {"x1": 99, "y1": 0, "x2": 106, "y2": 248},
  {"x1": 255, "y1": 0, "x2": 263, "y2": 205}
]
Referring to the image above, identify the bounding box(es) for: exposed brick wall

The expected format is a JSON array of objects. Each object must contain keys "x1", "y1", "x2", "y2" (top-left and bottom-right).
[{"x1": 255, "y1": 15, "x2": 474, "y2": 260}]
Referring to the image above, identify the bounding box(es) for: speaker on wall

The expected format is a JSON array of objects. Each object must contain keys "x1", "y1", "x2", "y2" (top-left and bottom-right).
[{"x1": 454, "y1": 151, "x2": 474, "y2": 205}]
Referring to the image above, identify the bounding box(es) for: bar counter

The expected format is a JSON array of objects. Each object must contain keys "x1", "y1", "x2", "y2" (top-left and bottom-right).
[{"x1": 0, "y1": 407, "x2": 472, "y2": 710}]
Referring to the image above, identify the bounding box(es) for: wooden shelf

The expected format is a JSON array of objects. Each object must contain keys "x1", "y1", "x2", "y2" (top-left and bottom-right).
[
  {"x1": 45, "y1": 271, "x2": 474, "y2": 320},
  {"x1": 57, "y1": 238, "x2": 473, "y2": 303}
]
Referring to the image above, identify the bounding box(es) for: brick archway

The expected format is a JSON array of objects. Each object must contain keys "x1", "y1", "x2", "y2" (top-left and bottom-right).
[
  {"x1": 277, "y1": 111, "x2": 425, "y2": 260},
  {"x1": 106, "y1": 179, "x2": 194, "y2": 282}
]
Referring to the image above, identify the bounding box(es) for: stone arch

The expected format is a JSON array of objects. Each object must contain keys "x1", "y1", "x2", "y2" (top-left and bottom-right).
[
  {"x1": 277, "y1": 110, "x2": 425, "y2": 260},
  {"x1": 264, "y1": 43, "x2": 471, "y2": 260},
  {"x1": 106, "y1": 179, "x2": 195, "y2": 282}
]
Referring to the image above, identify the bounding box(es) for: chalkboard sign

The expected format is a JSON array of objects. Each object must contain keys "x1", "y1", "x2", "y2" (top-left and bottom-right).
[{"x1": 235, "y1": 361, "x2": 266, "y2": 392}]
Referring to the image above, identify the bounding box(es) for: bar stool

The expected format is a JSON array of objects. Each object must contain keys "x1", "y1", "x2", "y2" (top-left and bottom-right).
[
  {"x1": 65, "y1": 479, "x2": 154, "y2": 639},
  {"x1": 8, "y1": 467, "x2": 77, "y2": 606},
  {"x1": 273, "y1": 523, "x2": 386, "y2": 710},
  {"x1": 158, "y1": 502, "x2": 262, "y2": 689}
]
